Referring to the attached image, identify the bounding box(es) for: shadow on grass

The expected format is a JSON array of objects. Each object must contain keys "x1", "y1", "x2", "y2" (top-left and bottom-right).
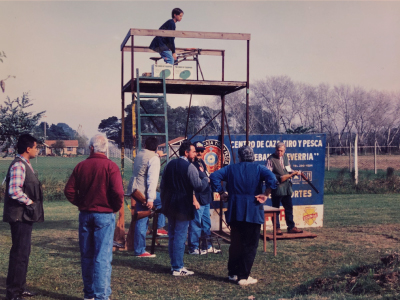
[
  {"x1": 112, "y1": 247, "x2": 227, "y2": 283},
  {"x1": 0, "y1": 275, "x2": 81, "y2": 300},
  {"x1": 34, "y1": 220, "x2": 79, "y2": 231}
]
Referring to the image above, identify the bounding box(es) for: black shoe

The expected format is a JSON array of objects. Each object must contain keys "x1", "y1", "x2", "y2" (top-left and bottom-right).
[{"x1": 21, "y1": 289, "x2": 37, "y2": 297}]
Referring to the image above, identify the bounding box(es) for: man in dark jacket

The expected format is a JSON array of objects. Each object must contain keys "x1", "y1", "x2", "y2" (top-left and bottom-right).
[
  {"x1": 187, "y1": 141, "x2": 221, "y2": 255},
  {"x1": 266, "y1": 142, "x2": 303, "y2": 234},
  {"x1": 64, "y1": 134, "x2": 124, "y2": 300},
  {"x1": 210, "y1": 145, "x2": 278, "y2": 286},
  {"x1": 3, "y1": 134, "x2": 43, "y2": 300},
  {"x1": 160, "y1": 140, "x2": 208, "y2": 276},
  {"x1": 149, "y1": 8, "x2": 184, "y2": 65}
]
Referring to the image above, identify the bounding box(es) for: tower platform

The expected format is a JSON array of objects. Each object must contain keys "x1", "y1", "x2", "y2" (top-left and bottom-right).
[{"x1": 122, "y1": 78, "x2": 246, "y2": 96}]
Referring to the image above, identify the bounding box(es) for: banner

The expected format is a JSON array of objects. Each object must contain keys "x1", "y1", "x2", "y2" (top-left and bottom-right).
[{"x1": 192, "y1": 134, "x2": 326, "y2": 230}]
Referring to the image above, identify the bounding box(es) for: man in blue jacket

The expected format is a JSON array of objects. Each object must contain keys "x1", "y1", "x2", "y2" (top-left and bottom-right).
[
  {"x1": 149, "y1": 8, "x2": 184, "y2": 65},
  {"x1": 210, "y1": 145, "x2": 278, "y2": 286}
]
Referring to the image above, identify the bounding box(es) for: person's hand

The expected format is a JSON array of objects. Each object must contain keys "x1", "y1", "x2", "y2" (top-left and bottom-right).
[
  {"x1": 295, "y1": 170, "x2": 302, "y2": 176},
  {"x1": 172, "y1": 53, "x2": 177, "y2": 61},
  {"x1": 156, "y1": 150, "x2": 166, "y2": 157},
  {"x1": 255, "y1": 194, "x2": 268, "y2": 203},
  {"x1": 146, "y1": 201, "x2": 154, "y2": 209},
  {"x1": 220, "y1": 192, "x2": 228, "y2": 202},
  {"x1": 193, "y1": 198, "x2": 200, "y2": 210}
]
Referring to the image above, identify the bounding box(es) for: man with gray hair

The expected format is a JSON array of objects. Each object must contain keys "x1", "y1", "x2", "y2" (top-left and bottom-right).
[
  {"x1": 266, "y1": 142, "x2": 303, "y2": 234},
  {"x1": 210, "y1": 145, "x2": 278, "y2": 286},
  {"x1": 64, "y1": 134, "x2": 124, "y2": 300}
]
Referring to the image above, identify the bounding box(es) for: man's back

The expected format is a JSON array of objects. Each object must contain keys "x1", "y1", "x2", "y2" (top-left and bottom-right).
[
  {"x1": 64, "y1": 153, "x2": 124, "y2": 213},
  {"x1": 127, "y1": 149, "x2": 158, "y2": 198},
  {"x1": 210, "y1": 162, "x2": 278, "y2": 224}
]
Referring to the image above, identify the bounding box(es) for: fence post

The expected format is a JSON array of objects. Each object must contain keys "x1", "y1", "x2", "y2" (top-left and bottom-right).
[
  {"x1": 354, "y1": 134, "x2": 358, "y2": 185},
  {"x1": 374, "y1": 140, "x2": 377, "y2": 174},
  {"x1": 349, "y1": 142, "x2": 352, "y2": 172},
  {"x1": 327, "y1": 143, "x2": 330, "y2": 171}
]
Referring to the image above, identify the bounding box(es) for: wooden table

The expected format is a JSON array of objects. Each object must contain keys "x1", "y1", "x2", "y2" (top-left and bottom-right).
[{"x1": 263, "y1": 206, "x2": 281, "y2": 256}]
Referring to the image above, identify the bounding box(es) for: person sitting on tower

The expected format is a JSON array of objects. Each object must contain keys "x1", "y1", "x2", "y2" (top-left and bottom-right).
[{"x1": 149, "y1": 8, "x2": 184, "y2": 65}]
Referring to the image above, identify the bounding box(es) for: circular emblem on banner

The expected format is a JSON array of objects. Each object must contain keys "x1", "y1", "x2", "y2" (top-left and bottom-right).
[
  {"x1": 303, "y1": 207, "x2": 318, "y2": 225},
  {"x1": 201, "y1": 139, "x2": 231, "y2": 173}
]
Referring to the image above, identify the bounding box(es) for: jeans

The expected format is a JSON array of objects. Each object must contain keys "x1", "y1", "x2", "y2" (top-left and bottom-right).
[
  {"x1": 154, "y1": 196, "x2": 165, "y2": 228},
  {"x1": 188, "y1": 204, "x2": 211, "y2": 252},
  {"x1": 271, "y1": 195, "x2": 295, "y2": 230},
  {"x1": 6, "y1": 222, "x2": 33, "y2": 299},
  {"x1": 228, "y1": 221, "x2": 261, "y2": 280},
  {"x1": 160, "y1": 50, "x2": 174, "y2": 65},
  {"x1": 168, "y1": 217, "x2": 189, "y2": 271},
  {"x1": 79, "y1": 212, "x2": 115, "y2": 300},
  {"x1": 134, "y1": 196, "x2": 165, "y2": 255}
]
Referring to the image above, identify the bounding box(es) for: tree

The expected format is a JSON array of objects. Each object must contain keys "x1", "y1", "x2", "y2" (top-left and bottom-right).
[
  {"x1": 51, "y1": 140, "x2": 65, "y2": 156},
  {"x1": 0, "y1": 93, "x2": 45, "y2": 156},
  {"x1": 98, "y1": 116, "x2": 121, "y2": 146},
  {"x1": 253, "y1": 75, "x2": 295, "y2": 133},
  {"x1": 47, "y1": 124, "x2": 70, "y2": 140},
  {"x1": 0, "y1": 51, "x2": 16, "y2": 93}
]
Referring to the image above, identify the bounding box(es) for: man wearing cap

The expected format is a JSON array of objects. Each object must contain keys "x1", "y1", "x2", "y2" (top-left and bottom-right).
[
  {"x1": 210, "y1": 145, "x2": 278, "y2": 286},
  {"x1": 266, "y1": 142, "x2": 303, "y2": 234},
  {"x1": 187, "y1": 141, "x2": 221, "y2": 255}
]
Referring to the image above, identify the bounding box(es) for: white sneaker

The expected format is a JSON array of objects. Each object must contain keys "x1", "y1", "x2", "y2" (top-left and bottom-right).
[
  {"x1": 189, "y1": 249, "x2": 207, "y2": 255},
  {"x1": 228, "y1": 275, "x2": 238, "y2": 281},
  {"x1": 207, "y1": 247, "x2": 222, "y2": 254},
  {"x1": 238, "y1": 276, "x2": 258, "y2": 286},
  {"x1": 172, "y1": 267, "x2": 195, "y2": 276},
  {"x1": 84, "y1": 298, "x2": 94, "y2": 300}
]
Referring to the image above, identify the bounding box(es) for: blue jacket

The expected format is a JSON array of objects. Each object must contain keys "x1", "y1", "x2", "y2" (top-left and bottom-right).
[{"x1": 210, "y1": 162, "x2": 278, "y2": 225}]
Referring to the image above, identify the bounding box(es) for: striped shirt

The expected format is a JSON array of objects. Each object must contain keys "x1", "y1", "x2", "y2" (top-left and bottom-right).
[{"x1": 8, "y1": 154, "x2": 34, "y2": 205}]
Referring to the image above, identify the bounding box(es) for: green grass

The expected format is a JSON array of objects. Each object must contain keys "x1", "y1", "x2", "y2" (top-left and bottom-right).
[
  {"x1": 0, "y1": 156, "x2": 134, "y2": 201},
  {"x1": 0, "y1": 156, "x2": 133, "y2": 182},
  {"x1": 0, "y1": 194, "x2": 399, "y2": 299}
]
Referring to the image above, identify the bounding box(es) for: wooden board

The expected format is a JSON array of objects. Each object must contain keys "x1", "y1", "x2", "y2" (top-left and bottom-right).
[
  {"x1": 121, "y1": 29, "x2": 250, "y2": 50},
  {"x1": 262, "y1": 230, "x2": 317, "y2": 241},
  {"x1": 123, "y1": 79, "x2": 247, "y2": 96}
]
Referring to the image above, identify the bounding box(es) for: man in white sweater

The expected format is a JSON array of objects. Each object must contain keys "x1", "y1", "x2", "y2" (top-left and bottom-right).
[{"x1": 127, "y1": 137, "x2": 161, "y2": 257}]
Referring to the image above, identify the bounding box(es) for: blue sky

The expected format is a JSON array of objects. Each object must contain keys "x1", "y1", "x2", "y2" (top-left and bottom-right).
[{"x1": 1, "y1": 1, "x2": 399, "y2": 138}]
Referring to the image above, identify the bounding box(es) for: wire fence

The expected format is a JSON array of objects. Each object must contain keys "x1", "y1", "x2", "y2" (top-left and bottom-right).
[{"x1": 326, "y1": 144, "x2": 400, "y2": 172}]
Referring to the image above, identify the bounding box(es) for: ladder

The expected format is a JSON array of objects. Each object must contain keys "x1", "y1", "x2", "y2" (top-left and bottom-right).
[{"x1": 136, "y1": 69, "x2": 170, "y2": 163}]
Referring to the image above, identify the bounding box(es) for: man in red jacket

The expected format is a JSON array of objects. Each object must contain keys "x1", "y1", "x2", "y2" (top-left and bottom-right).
[{"x1": 64, "y1": 134, "x2": 124, "y2": 300}]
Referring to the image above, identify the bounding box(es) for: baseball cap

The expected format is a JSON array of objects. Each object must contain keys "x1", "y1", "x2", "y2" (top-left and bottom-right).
[{"x1": 194, "y1": 141, "x2": 206, "y2": 152}]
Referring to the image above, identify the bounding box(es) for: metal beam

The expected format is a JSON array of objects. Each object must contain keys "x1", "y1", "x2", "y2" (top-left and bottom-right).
[{"x1": 123, "y1": 46, "x2": 224, "y2": 56}]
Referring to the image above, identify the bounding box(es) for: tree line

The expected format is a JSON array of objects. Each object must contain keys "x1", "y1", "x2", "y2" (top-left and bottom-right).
[{"x1": 99, "y1": 75, "x2": 400, "y2": 151}]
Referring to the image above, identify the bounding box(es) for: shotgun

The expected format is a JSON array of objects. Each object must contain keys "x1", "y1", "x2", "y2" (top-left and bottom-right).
[{"x1": 300, "y1": 173, "x2": 319, "y2": 194}]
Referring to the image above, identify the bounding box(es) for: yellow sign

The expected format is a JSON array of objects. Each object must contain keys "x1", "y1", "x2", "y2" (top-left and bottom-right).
[{"x1": 303, "y1": 207, "x2": 318, "y2": 225}]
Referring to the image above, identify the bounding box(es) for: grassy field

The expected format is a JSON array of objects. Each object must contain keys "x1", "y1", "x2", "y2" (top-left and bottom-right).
[
  {"x1": 0, "y1": 156, "x2": 133, "y2": 182},
  {"x1": 0, "y1": 194, "x2": 399, "y2": 300}
]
